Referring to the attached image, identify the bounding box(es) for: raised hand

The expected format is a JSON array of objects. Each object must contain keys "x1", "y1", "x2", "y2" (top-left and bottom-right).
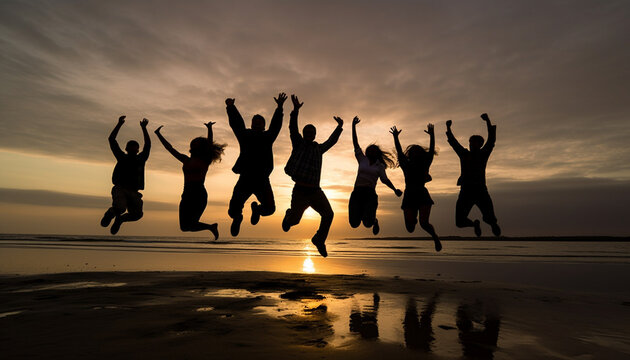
[
  {"x1": 204, "y1": 121, "x2": 216, "y2": 128},
  {"x1": 118, "y1": 115, "x2": 126, "y2": 125},
  {"x1": 446, "y1": 120, "x2": 452, "y2": 127},
  {"x1": 275, "y1": 92, "x2": 287, "y2": 106},
  {"x1": 154, "y1": 125, "x2": 163, "y2": 134},
  {"x1": 390, "y1": 126, "x2": 402, "y2": 137},
  {"x1": 424, "y1": 123, "x2": 434, "y2": 135},
  {"x1": 291, "y1": 94, "x2": 303, "y2": 110},
  {"x1": 395, "y1": 189, "x2": 403, "y2": 197},
  {"x1": 333, "y1": 116, "x2": 344, "y2": 126},
  {"x1": 225, "y1": 98, "x2": 235, "y2": 106},
  {"x1": 481, "y1": 113, "x2": 490, "y2": 122},
  {"x1": 352, "y1": 116, "x2": 360, "y2": 126},
  {"x1": 140, "y1": 118, "x2": 149, "y2": 128}
]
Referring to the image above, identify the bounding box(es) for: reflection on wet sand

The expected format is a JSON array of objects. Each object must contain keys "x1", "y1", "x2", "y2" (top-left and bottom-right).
[
  {"x1": 457, "y1": 301, "x2": 501, "y2": 359},
  {"x1": 349, "y1": 293, "x2": 380, "y2": 339},
  {"x1": 403, "y1": 294, "x2": 438, "y2": 352}
]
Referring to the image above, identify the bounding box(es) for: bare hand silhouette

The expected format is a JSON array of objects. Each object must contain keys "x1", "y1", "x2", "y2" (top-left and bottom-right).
[
  {"x1": 424, "y1": 123, "x2": 434, "y2": 135},
  {"x1": 140, "y1": 118, "x2": 149, "y2": 128},
  {"x1": 395, "y1": 189, "x2": 403, "y2": 197},
  {"x1": 204, "y1": 121, "x2": 215, "y2": 128},
  {"x1": 333, "y1": 116, "x2": 344, "y2": 126},
  {"x1": 225, "y1": 98, "x2": 235, "y2": 106},
  {"x1": 154, "y1": 125, "x2": 163, "y2": 134},
  {"x1": 291, "y1": 94, "x2": 303, "y2": 110},
  {"x1": 275, "y1": 92, "x2": 287, "y2": 106},
  {"x1": 481, "y1": 113, "x2": 490, "y2": 122},
  {"x1": 390, "y1": 126, "x2": 402, "y2": 137},
  {"x1": 352, "y1": 116, "x2": 360, "y2": 126},
  {"x1": 446, "y1": 120, "x2": 452, "y2": 127},
  {"x1": 118, "y1": 115, "x2": 126, "y2": 125}
]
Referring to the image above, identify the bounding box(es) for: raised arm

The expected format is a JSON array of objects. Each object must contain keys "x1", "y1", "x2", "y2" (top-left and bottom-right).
[
  {"x1": 425, "y1": 123, "x2": 435, "y2": 166},
  {"x1": 481, "y1": 113, "x2": 496, "y2": 153},
  {"x1": 205, "y1": 121, "x2": 215, "y2": 143},
  {"x1": 139, "y1": 118, "x2": 151, "y2": 159},
  {"x1": 351, "y1": 116, "x2": 362, "y2": 155},
  {"x1": 320, "y1": 116, "x2": 344, "y2": 153},
  {"x1": 390, "y1": 126, "x2": 406, "y2": 166},
  {"x1": 225, "y1": 98, "x2": 245, "y2": 140},
  {"x1": 289, "y1": 94, "x2": 303, "y2": 145},
  {"x1": 267, "y1": 92, "x2": 286, "y2": 142},
  {"x1": 108, "y1": 116, "x2": 126, "y2": 159},
  {"x1": 154, "y1": 126, "x2": 188, "y2": 163},
  {"x1": 445, "y1": 120, "x2": 466, "y2": 155}
]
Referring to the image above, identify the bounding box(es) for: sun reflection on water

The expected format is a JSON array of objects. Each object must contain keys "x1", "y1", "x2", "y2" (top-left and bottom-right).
[{"x1": 302, "y1": 257, "x2": 316, "y2": 273}]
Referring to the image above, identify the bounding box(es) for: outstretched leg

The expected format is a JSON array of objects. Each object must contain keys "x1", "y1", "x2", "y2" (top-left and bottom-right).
[
  {"x1": 310, "y1": 188, "x2": 334, "y2": 257},
  {"x1": 476, "y1": 189, "x2": 501, "y2": 236},
  {"x1": 418, "y1": 205, "x2": 441, "y2": 252}
]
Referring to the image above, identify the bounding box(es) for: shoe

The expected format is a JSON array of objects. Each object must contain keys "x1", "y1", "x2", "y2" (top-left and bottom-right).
[
  {"x1": 372, "y1": 219, "x2": 380, "y2": 235},
  {"x1": 491, "y1": 223, "x2": 501, "y2": 237},
  {"x1": 250, "y1": 202, "x2": 261, "y2": 225},
  {"x1": 230, "y1": 215, "x2": 243, "y2": 237},
  {"x1": 473, "y1": 220, "x2": 482, "y2": 237},
  {"x1": 100, "y1": 211, "x2": 115, "y2": 227},
  {"x1": 282, "y1": 209, "x2": 292, "y2": 232},
  {"x1": 110, "y1": 216, "x2": 122, "y2": 235},
  {"x1": 434, "y1": 238, "x2": 442, "y2": 252},
  {"x1": 311, "y1": 236, "x2": 328, "y2": 258}
]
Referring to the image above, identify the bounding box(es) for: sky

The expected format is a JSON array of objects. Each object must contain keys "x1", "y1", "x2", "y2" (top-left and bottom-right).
[{"x1": 0, "y1": 0, "x2": 629, "y2": 238}]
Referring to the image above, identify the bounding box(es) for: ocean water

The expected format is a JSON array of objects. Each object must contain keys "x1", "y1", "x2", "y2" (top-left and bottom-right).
[{"x1": 1, "y1": 234, "x2": 629, "y2": 293}]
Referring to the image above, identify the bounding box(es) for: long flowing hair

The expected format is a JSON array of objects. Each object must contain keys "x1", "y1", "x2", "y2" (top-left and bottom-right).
[
  {"x1": 366, "y1": 144, "x2": 396, "y2": 169},
  {"x1": 397, "y1": 144, "x2": 437, "y2": 167},
  {"x1": 190, "y1": 137, "x2": 226, "y2": 164}
]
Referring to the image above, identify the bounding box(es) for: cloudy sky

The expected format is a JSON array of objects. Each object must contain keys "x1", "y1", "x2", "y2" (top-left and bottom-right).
[{"x1": 1, "y1": 0, "x2": 629, "y2": 238}]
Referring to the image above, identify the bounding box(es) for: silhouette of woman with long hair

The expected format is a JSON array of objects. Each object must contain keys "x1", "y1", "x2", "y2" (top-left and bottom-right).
[
  {"x1": 154, "y1": 122, "x2": 225, "y2": 240},
  {"x1": 349, "y1": 117, "x2": 402, "y2": 235},
  {"x1": 391, "y1": 124, "x2": 441, "y2": 251}
]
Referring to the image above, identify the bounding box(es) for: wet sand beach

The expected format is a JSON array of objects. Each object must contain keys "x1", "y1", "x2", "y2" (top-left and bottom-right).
[{"x1": 1, "y1": 270, "x2": 629, "y2": 359}]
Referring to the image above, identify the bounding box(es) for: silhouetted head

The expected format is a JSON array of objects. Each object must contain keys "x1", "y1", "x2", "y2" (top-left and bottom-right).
[
  {"x1": 303, "y1": 124, "x2": 316, "y2": 142},
  {"x1": 366, "y1": 144, "x2": 396, "y2": 168},
  {"x1": 189, "y1": 137, "x2": 226, "y2": 164},
  {"x1": 251, "y1": 114, "x2": 265, "y2": 132},
  {"x1": 125, "y1": 140, "x2": 139, "y2": 155},
  {"x1": 469, "y1": 135, "x2": 484, "y2": 151},
  {"x1": 405, "y1": 144, "x2": 428, "y2": 161}
]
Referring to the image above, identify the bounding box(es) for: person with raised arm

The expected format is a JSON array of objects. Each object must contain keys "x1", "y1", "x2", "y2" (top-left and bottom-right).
[
  {"x1": 154, "y1": 122, "x2": 225, "y2": 240},
  {"x1": 349, "y1": 116, "x2": 402, "y2": 235},
  {"x1": 101, "y1": 116, "x2": 151, "y2": 235},
  {"x1": 282, "y1": 94, "x2": 343, "y2": 257},
  {"x1": 445, "y1": 113, "x2": 501, "y2": 237},
  {"x1": 391, "y1": 124, "x2": 441, "y2": 251},
  {"x1": 225, "y1": 93, "x2": 286, "y2": 236}
]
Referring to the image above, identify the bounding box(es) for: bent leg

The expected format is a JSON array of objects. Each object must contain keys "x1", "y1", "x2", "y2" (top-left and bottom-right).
[
  {"x1": 179, "y1": 188, "x2": 208, "y2": 231},
  {"x1": 403, "y1": 209, "x2": 418, "y2": 233},
  {"x1": 228, "y1": 176, "x2": 253, "y2": 219},
  {"x1": 283, "y1": 186, "x2": 310, "y2": 230},
  {"x1": 419, "y1": 205, "x2": 441, "y2": 251},
  {"x1": 455, "y1": 190, "x2": 476, "y2": 228},
  {"x1": 253, "y1": 178, "x2": 276, "y2": 217},
  {"x1": 362, "y1": 190, "x2": 378, "y2": 228},
  {"x1": 120, "y1": 191, "x2": 144, "y2": 222},
  {"x1": 476, "y1": 189, "x2": 498, "y2": 225}
]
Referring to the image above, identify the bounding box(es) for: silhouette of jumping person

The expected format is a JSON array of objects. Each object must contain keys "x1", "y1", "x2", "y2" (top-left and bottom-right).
[
  {"x1": 446, "y1": 114, "x2": 501, "y2": 237},
  {"x1": 101, "y1": 116, "x2": 150, "y2": 235},
  {"x1": 282, "y1": 94, "x2": 343, "y2": 257},
  {"x1": 391, "y1": 124, "x2": 442, "y2": 251},
  {"x1": 225, "y1": 93, "x2": 286, "y2": 236},
  {"x1": 154, "y1": 122, "x2": 225, "y2": 240},
  {"x1": 349, "y1": 117, "x2": 402, "y2": 235}
]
